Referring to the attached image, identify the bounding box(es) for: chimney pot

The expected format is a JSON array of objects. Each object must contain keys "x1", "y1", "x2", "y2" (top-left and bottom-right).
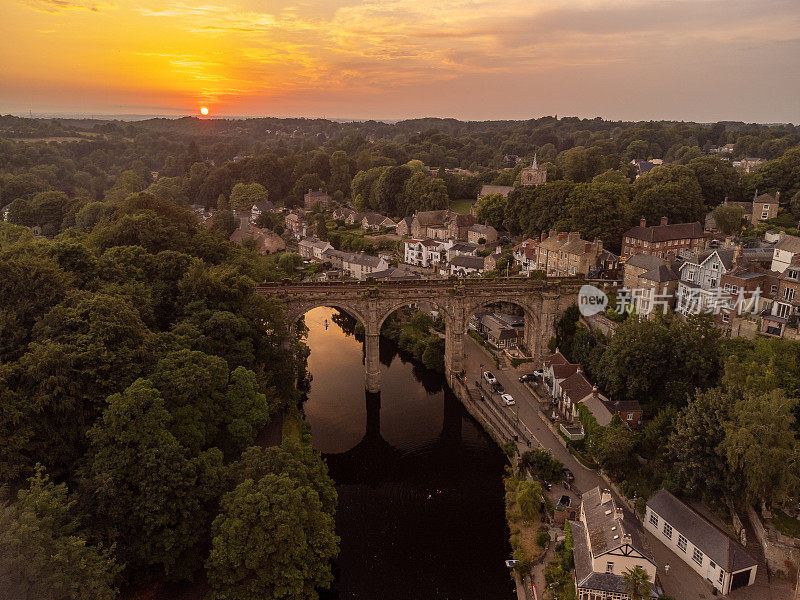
[
  {"x1": 640, "y1": 216, "x2": 647, "y2": 228},
  {"x1": 660, "y1": 216, "x2": 668, "y2": 226},
  {"x1": 541, "y1": 231, "x2": 547, "y2": 242}
]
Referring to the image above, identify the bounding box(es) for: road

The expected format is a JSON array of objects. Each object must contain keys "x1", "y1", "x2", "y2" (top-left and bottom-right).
[{"x1": 460, "y1": 335, "x2": 787, "y2": 600}]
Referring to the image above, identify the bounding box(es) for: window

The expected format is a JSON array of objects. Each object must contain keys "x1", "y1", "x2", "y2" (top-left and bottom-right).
[
  {"x1": 718, "y1": 570, "x2": 724, "y2": 584},
  {"x1": 732, "y1": 285, "x2": 738, "y2": 294},
  {"x1": 712, "y1": 262, "x2": 719, "y2": 270},
  {"x1": 649, "y1": 512, "x2": 659, "y2": 527},
  {"x1": 785, "y1": 288, "x2": 795, "y2": 301},
  {"x1": 710, "y1": 561, "x2": 716, "y2": 569},
  {"x1": 724, "y1": 283, "x2": 730, "y2": 292},
  {"x1": 627, "y1": 412, "x2": 634, "y2": 421},
  {"x1": 663, "y1": 523, "x2": 673, "y2": 539},
  {"x1": 692, "y1": 547, "x2": 704, "y2": 565},
  {"x1": 762, "y1": 211, "x2": 769, "y2": 219},
  {"x1": 722, "y1": 313, "x2": 730, "y2": 323},
  {"x1": 606, "y1": 562, "x2": 614, "y2": 573},
  {"x1": 772, "y1": 285, "x2": 779, "y2": 296},
  {"x1": 678, "y1": 534, "x2": 687, "y2": 552}
]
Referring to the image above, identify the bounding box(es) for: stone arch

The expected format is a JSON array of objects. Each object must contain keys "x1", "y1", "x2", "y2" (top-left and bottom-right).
[
  {"x1": 461, "y1": 295, "x2": 542, "y2": 358},
  {"x1": 376, "y1": 298, "x2": 455, "y2": 331},
  {"x1": 285, "y1": 300, "x2": 369, "y2": 332}
]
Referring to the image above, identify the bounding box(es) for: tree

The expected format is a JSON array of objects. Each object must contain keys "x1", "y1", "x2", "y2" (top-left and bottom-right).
[
  {"x1": 623, "y1": 565, "x2": 651, "y2": 600},
  {"x1": 206, "y1": 473, "x2": 339, "y2": 600},
  {"x1": 667, "y1": 388, "x2": 738, "y2": 500},
  {"x1": 688, "y1": 156, "x2": 742, "y2": 206},
  {"x1": 328, "y1": 150, "x2": 351, "y2": 197},
  {"x1": 230, "y1": 182, "x2": 268, "y2": 212},
  {"x1": 722, "y1": 389, "x2": 799, "y2": 507},
  {"x1": 212, "y1": 209, "x2": 237, "y2": 237},
  {"x1": 516, "y1": 480, "x2": 543, "y2": 523},
  {"x1": 278, "y1": 252, "x2": 303, "y2": 274},
  {"x1": 0, "y1": 466, "x2": 120, "y2": 600},
  {"x1": 474, "y1": 193, "x2": 507, "y2": 229},
  {"x1": 713, "y1": 205, "x2": 745, "y2": 235},
  {"x1": 591, "y1": 417, "x2": 636, "y2": 474},
  {"x1": 631, "y1": 164, "x2": 705, "y2": 224},
  {"x1": 291, "y1": 173, "x2": 324, "y2": 207},
  {"x1": 314, "y1": 213, "x2": 328, "y2": 241},
  {"x1": 86, "y1": 379, "x2": 224, "y2": 578}
]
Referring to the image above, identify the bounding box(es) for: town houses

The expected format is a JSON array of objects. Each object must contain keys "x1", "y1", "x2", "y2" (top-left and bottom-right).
[
  {"x1": 621, "y1": 217, "x2": 705, "y2": 259},
  {"x1": 512, "y1": 231, "x2": 607, "y2": 277}
]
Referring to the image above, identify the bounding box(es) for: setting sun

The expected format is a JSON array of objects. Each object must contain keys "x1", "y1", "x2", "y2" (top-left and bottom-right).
[{"x1": 200, "y1": 107, "x2": 209, "y2": 115}]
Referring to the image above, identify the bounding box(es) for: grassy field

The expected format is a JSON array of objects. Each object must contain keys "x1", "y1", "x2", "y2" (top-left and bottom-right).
[
  {"x1": 450, "y1": 198, "x2": 474, "y2": 214},
  {"x1": 773, "y1": 510, "x2": 800, "y2": 538}
]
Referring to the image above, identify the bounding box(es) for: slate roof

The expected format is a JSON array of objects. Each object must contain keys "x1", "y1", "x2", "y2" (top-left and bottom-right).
[
  {"x1": 582, "y1": 486, "x2": 652, "y2": 561},
  {"x1": 543, "y1": 351, "x2": 570, "y2": 367},
  {"x1": 469, "y1": 224, "x2": 497, "y2": 235},
  {"x1": 552, "y1": 363, "x2": 580, "y2": 379},
  {"x1": 581, "y1": 395, "x2": 614, "y2": 426},
  {"x1": 362, "y1": 212, "x2": 393, "y2": 227},
  {"x1": 625, "y1": 253, "x2": 668, "y2": 271},
  {"x1": 693, "y1": 248, "x2": 735, "y2": 270},
  {"x1": 624, "y1": 221, "x2": 704, "y2": 242},
  {"x1": 479, "y1": 185, "x2": 513, "y2": 198},
  {"x1": 775, "y1": 233, "x2": 800, "y2": 254},
  {"x1": 450, "y1": 243, "x2": 477, "y2": 253},
  {"x1": 560, "y1": 371, "x2": 594, "y2": 402},
  {"x1": 414, "y1": 210, "x2": 451, "y2": 226},
  {"x1": 572, "y1": 520, "x2": 634, "y2": 595},
  {"x1": 647, "y1": 489, "x2": 757, "y2": 573},
  {"x1": 370, "y1": 267, "x2": 419, "y2": 280},
  {"x1": 640, "y1": 264, "x2": 680, "y2": 282},
  {"x1": 450, "y1": 255, "x2": 485, "y2": 270}
]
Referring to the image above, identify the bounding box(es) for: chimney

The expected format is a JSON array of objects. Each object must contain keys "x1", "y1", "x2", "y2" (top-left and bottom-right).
[
  {"x1": 600, "y1": 489, "x2": 612, "y2": 505},
  {"x1": 541, "y1": 231, "x2": 547, "y2": 242},
  {"x1": 568, "y1": 231, "x2": 580, "y2": 241},
  {"x1": 640, "y1": 216, "x2": 647, "y2": 228},
  {"x1": 754, "y1": 188, "x2": 758, "y2": 200},
  {"x1": 776, "y1": 191, "x2": 781, "y2": 203},
  {"x1": 549, "y1": 229, "x2": 557, "y2": 239},
  {"x1": 308, "y1": 188, "x2": 313, "y2": 194},
  {"x1": 592, "y1": 384, "x2": 599, "y2": 399},
  {"x1": 660, "y1": 216, "x2": 668, "y2": 226},
  {"x1": 616, "y1": 507, "x2": 625, "y2": 521}
]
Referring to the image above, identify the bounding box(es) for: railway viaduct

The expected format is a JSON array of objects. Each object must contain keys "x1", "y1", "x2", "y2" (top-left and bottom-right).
[{"x1": 256, "y1": 278, "x2": 581, "y2": 392}]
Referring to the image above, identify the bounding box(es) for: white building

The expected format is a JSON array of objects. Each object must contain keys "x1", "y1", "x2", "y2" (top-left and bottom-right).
[
  {"x1": 298, "y1": 238, "x2": 332, "y2": 261},
  {"x1": 771, "y1": 232, "x2": 800, "y2": 273},
  {"x1": 404, "y1": 238, "x2": 450, "y2": 267},
  {"x1": 645, "y1": 490, "x2": 757, "y2": 595},
  {"x1": 323, "y1": 249, "x2": 388, "y2": 280},
  {"x1": 449, "y1": 255, "x2": 485, "y2": 277},
  {"x1": 571, "y1": 487, "x2": 658, "y2": 600}
]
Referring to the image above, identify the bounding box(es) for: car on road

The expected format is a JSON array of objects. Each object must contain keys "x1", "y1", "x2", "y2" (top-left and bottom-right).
[
  {"x1": 492, "y1": 382, "x2": 505, "y2": 394},
  {"x1": 562, "y1": 468, "x2": 575, "y2": 483},
  {"x1": 501, "y1": 393, "x2": 515, "y2": 406},
  {"x1": 483, "y1": 371, "x2": 497, "y2": 385},
  {"x1": 518, "y1": 369, "x2": 544, "y2": 383},
  {"x1": 542, "y1": 481, "x2": 552, "y2": 491},
  {"x1": 556, "y1": 495, "x2": 571, "y2": 511}
]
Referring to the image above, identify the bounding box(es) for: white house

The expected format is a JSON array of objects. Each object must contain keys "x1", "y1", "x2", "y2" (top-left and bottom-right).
[
  {"x1": 645, "y1": 490, "x2": 757, "y2": 595},
  {"x1": 323, "y1": 249, "x2": 388, "y2": 280},
  {"x1": 571, "y1": 487, "x2": 658, "y2": 600},
  {"x1": 298, "y1": 238, "x2": 332, "y2": 261},
  {"x1": 449, "y1": 254, "x2": 485, "y2": 277},
  {"x1": 675, "y1": 249, "x2": 735, "y2": 315},
  {"x1": 771, "y1": 232, "x2": 800, "y2": 273},
  {"x1": 404, "y1": 238, "x2": 450, "y2": 267}
]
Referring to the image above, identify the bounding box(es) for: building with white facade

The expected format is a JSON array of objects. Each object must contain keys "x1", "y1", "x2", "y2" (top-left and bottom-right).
[
  {"x1": 645, "y1": 490, "x2": 757, "y2": 595},
  {"x1": 571, "y1": 487, "x2": 658, "y2": 600},
  {"x1": 403, "y1": 238, "x2": 450, "y2": 267}
]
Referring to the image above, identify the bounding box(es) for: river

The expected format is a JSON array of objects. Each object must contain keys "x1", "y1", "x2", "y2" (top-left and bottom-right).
[{"x1": 302, "y1": 307, "x2": 515, "y2": 600}]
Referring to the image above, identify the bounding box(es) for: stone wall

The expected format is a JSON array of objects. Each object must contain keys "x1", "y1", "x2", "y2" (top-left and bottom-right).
[{"x1": 746, "y1": 504, "x2": 800, "y2": 577}]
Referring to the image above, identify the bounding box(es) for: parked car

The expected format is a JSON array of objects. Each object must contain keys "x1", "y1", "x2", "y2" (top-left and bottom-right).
[
  {"x1": 562, "y1": 468, "x2": 575, "y2": 483},
  {"x1": 556, "y1": 495, "x2": 571, "y2": 511},
  {"x1": 483, "y1": 371, "x2": 497, "y2": 385},
  {"x1": 542, "y1": 481, "x2": 552, "y2": 491},
  {"x1": 518, "y1": 373, "x2": 535, "y2": 383},
  {"x1": 492, "y1": 382, "x2": 505, "y2": 394},
  {"x1": 501, "y1": 394, "x2": 515, "y2": 406}
]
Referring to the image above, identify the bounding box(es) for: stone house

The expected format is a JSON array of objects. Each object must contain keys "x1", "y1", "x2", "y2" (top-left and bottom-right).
[
  {"x1": 645, "y1": 490, "x2": 757, "y2": 595},
  {"x1": 285, "y1": 212, "x2": 308, "y2": 240},
  {"x1": 361, "y1": 213, "x2": 396, "y2": 231},
  {"x1": 572, "y1": 487, "x2": 658, "y2": 600},
  {"x1": 770, "y1": 232, "x2": 800, "y2": 273},
  {"x1": 621, "y1": 217, "x2": 705, "y2": 259},
  {"x1": 515, "y1": 231, "x2": 605, "y2": 277},
  {"x1": 323, "y1": 249, "x2": 388, "y2": 280},
  {"x1": 332, "y1": 207, "x2": 355, "y2": 221},
  {"x1": 298, "y1": 238, "x2": 332, "y2": 261},
  {"x1": 395, "y1": 216, "x2": 413, "y2": 237},
  {"x1": 467, "y1": 224, "x2": 498, "y2": 245},
  {"x1": 622, "y1": 254, "x2": 680, "y2": 316},
  {"x1": 303, "y1": 188, "x2": 332, "y2": 209}
]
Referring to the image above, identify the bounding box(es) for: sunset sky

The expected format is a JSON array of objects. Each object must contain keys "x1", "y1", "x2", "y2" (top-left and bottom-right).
[{"x1": 2, "y1": 0, "x2": 799, "y2": 122}]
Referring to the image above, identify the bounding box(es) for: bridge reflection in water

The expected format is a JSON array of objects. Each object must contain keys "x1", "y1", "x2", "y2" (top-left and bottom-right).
[{"x1": 302, "y1": 307, "x2": 514, "y2": 600}]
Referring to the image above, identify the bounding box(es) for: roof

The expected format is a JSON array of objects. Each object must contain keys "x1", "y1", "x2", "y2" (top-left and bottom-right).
[
  {"x1": 640, "y1": 264, "x2": 679, "y2": 283},
  {"x1": 543, "y1": 351, "x2": 570, "y2": 368},
  {"x1": 450, "y1": 255, "x2": 485, "y2": 270},
  {"x1": 414, "y1": 210, "x2": 451, "y2": 226},
  {"x1": 370, "y1": 267, "x2": 419, "y2": 280},
  {"x1": 647, "y1": 489, "x2": 757, "y2": 573},
  {"x1": 625, "y1": 253, "x2": 667, "y2": 271},
  {"x1": 450, "y1": 243, "x2": 477, "y2": 253},
  {"x1": 572, "y1": 520, "x2": 656, "y2": 596},
  {"x1": 479, "y1": 185, "x2": 513, "y2": 198},
  {"x1": 755, "y1": 192, "x2": 778, "y2": 205},
  {"x1": 299, "y1": 238, "x2": 331, "y2": 251},
  {"x1": 775, "y1": 233, "x2": 800, "y2": 254},
  {"x1": 345, "y1": 253, "x2": 383, "y2": 268},
  {"x1": 691, "y1": 249, "x2": 735, "y2": 271},
  {"x1": 254, "y1": 200, "x2": 274, "y2": 212},
  {"x1": 624, "y1": 221, "x2": 704, "y2": 242},
  {"x1": 560, "y1": 371, "x2": 594, "y2": 402},
  {"x1": 469, "y1": 224, "x2": 497, "y2": 235},
  {"x1": 552, "y1": 363, "x2": 580, "y2": 379},
  {"x1": 362, "y1": 212, "x2": 393, "y2": 226},
  {"x1": 581, "y1": 395, "x2": 614, "y2": 426},
  {"x1": 582, "y1": 486, "x2": 652, "y2": 562}
]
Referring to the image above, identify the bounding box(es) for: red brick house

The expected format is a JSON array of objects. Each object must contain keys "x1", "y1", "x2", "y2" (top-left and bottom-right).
[{"x1": 622, "y1": 217, "x2": 705, "y2": 260}]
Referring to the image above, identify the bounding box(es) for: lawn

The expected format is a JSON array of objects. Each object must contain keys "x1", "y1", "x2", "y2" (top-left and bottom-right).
[
  {"x1": 773, "y1": 510, "x2": 800, "y2": 538},
  {"x1": 450, "y1": 197, "x2": 474, "y2": 214}
]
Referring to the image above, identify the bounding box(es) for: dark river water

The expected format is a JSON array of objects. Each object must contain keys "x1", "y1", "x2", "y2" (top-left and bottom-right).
[{"x1": 302, "y1": 307, "x2": 514, "y2": 600}]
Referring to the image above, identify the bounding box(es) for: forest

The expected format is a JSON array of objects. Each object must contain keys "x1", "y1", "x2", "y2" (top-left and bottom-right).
[{"x1": 1, "y1": 114, "x2": 800, "y2": 598}]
